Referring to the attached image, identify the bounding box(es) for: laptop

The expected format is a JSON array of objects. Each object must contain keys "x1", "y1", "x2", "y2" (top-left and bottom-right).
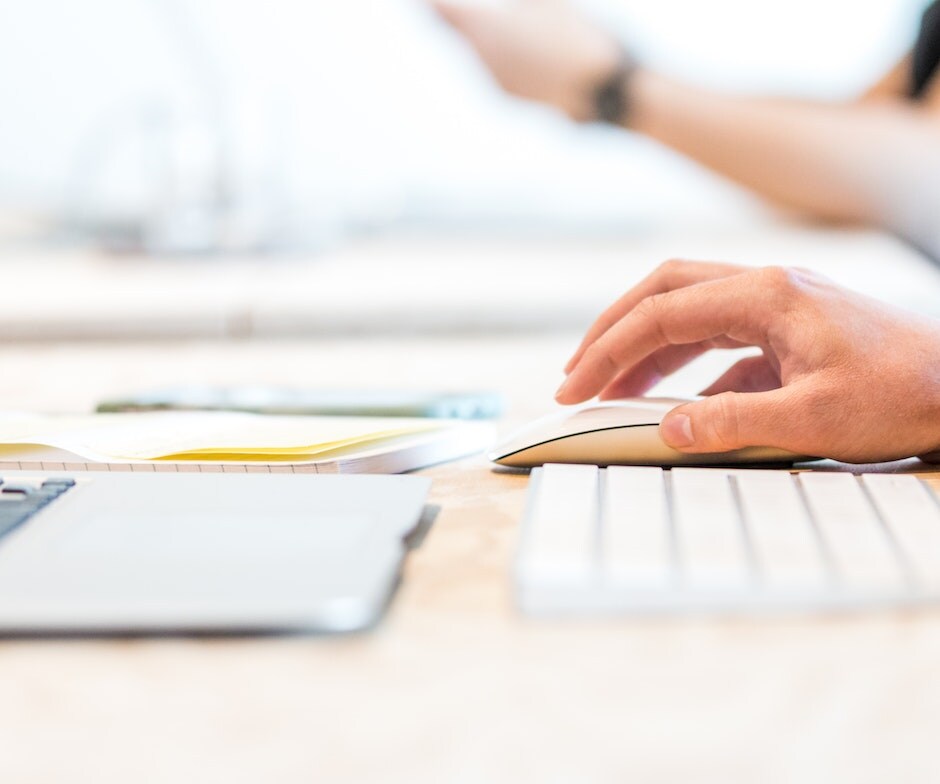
[{"x1": 0, "y1": 471, "x2": 431, "y2": 633}]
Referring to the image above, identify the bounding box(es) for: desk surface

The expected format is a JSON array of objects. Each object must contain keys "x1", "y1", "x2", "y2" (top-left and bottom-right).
[
  {"x1": 3, "y1": 221, "x2": 940, "y2": 340},
  {"x1": 2, "y1": 333, "x2": 940, "y2": 784}
]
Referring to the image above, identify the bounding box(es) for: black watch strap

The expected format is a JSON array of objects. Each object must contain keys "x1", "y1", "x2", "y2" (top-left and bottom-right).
[{"x1": 592, "y1": 54, "x2": 638, "y2": 126}]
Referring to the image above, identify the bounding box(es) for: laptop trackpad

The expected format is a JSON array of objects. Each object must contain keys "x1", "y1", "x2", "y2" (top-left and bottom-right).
[{"x1": 60, "y1": 508, "x2": 375, "y2": 562}]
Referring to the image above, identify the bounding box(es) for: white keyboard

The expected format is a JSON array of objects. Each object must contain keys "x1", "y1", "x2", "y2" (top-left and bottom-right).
[{"x1": 515, "y1": 464, "x2": 940, "y2": 615}]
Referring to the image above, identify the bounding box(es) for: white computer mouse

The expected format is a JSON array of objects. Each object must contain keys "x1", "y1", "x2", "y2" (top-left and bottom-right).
[{"x1": 489, "y1": 397, "x2": 812, "y2": 468}]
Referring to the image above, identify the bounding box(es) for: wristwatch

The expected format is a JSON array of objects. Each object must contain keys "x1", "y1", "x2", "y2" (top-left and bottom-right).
[{"x1": 592, "y1": 53, "x2": 639, "y2": 126}]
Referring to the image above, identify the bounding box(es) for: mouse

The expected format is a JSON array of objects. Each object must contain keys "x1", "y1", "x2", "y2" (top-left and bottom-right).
[{"x1": 489, "y1": 397, "x2": 813, "y2": 468}]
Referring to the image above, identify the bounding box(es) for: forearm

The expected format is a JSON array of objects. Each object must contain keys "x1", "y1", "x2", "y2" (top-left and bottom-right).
[{"x1": 628, "y1": 72, "x2": 940, "y2": 255}]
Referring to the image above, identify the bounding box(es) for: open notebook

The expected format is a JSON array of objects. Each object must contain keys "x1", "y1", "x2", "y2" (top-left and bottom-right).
[{"x1": 0, "y1": 411, "x2": 494, "y2": 473}]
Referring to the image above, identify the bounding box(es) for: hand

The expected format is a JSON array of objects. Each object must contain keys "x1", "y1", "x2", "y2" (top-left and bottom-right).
[
  {"x1": 431, "y1": 0, "x2": 622, "y2": 121},
  {"x1": 556, "y1": 260, "x2": 940, "y2": 463}
]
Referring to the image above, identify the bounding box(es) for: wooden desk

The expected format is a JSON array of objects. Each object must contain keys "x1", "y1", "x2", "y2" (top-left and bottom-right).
[
  {"x1": 1, "y1": 334, "x2": 940, "y2": 784},
  {"x1": 2, "y1": 222, "x2": 939, "y2": 341}
]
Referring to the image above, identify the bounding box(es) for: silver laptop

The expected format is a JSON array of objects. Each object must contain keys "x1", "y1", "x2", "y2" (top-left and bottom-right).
[{"x1": 0, "y1": 471, "x2": 430, "y2": 633}]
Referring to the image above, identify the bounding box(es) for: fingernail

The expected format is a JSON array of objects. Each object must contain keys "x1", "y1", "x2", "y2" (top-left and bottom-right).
[
  {"x1": 555, "y1": 377, "x2": 570, "y2": 401},
  {"x1": 662, "y1": 414, "x2": 694, "y2": 447}
]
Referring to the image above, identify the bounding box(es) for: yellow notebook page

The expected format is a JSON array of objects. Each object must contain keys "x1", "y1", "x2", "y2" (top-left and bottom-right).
[{"x1": 0, "y1": 411, "x2": 442, "y2": 463}]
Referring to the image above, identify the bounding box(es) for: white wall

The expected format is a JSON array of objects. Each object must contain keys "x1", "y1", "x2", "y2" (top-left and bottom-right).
[{"x1": 0, "y1": 0, "x2": 926, "y2": 250}]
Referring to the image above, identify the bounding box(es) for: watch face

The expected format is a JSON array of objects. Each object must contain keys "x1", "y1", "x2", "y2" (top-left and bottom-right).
[{"x1": 592, "y1": 57, "x2": 636, "y2": 125}]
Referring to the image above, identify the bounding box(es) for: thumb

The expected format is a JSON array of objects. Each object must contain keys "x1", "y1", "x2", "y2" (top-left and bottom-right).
[{"x1": 659, "y1": 390, "x2": 793, "y2": 453}]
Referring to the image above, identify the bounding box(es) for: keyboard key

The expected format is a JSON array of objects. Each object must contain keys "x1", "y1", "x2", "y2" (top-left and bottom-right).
[
  {"x1": 671, "y1": 468, "x2": 750, "y2": 590},
  {"x1": 734, "y1": 470, "x2": 829, "y2": 592},
  {"x1": 0, "y1": 476, "x2": 74, "y2": 545},
  {"x1": 861, "y1": 474, "x2": 940, "y2": 590},
  {"x1": 798, "y1": 473, "x2": 905, "y2": 591},
  {"x1": 601, "y1": 466, "x2": 673, "y2": 587},
  {"x1": 40, "y1": 478, "x2": 75, "y2": 489},
  {"x1": 517, "y1": 463, "x2": 598, "y2": 584},
  {"x1": 2, "y1": 485, "x2": 36, "y2": 497}
]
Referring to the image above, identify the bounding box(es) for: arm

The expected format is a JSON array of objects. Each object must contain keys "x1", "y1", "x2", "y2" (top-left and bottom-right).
[
  {"x1": 626, "y1": 70, "x2": 940, "y2": 245},
  {"x1": 557, "y1": 259, "x2": 940, "y2": 464},
  {"x1": 861, "y1": 54, "x2": 913, "y2": 101},
  {"x1": 434, "y1": 1, "x2": 940, "y2": 256}
]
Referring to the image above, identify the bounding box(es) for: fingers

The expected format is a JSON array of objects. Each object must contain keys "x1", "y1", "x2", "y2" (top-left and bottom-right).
[
  {"x1": 564, "y1": 259, "x2": 745, "y2": 375},
  {"x1": 659, "y1": 388, "x2": 800, "y2": 453},
  {"x1": 557, "y1": 272, "x2": 775, "y2": 404},
  {"x1": 430, "y1": 1, "x2": 485, "y2": 31},
  {"x1": 699, "y1": 354, "x2": 781, "y2": 395},
  {"x1": 598, "y1": 338, "x2": 756, "y2": 400},
  {"x1": 597, "y1": 344, "x2": 708, "y2": 399},
  {"x1": 431, "y1": 2, "x2": 468, "y2": 27}
]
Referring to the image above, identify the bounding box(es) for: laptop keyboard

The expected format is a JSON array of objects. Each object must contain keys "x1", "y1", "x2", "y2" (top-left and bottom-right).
[
  {"x1": 515, "y1": 464, "x2": 940, "y2": 615},
  {"x1": 0, "y1": 478, "x2": 75, "y2": 541}
]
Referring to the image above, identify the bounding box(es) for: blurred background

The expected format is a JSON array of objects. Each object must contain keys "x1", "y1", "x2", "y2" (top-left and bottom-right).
[{"x1": 0, "y1": 0, "x2": 926, "y2": 255}]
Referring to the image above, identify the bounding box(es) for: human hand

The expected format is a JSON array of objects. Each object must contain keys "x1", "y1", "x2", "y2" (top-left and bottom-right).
[
  {"x1": 556, "y1": 260, "x2": 940, "y2": 463},
  {"x1": 431, "y1": 0, "x2": 622, "y2": 121}
]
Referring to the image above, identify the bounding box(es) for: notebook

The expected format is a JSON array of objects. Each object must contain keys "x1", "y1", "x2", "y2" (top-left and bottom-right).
[{"x1": 0, "y1": 411, "x2": 494, "y2": 473}]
